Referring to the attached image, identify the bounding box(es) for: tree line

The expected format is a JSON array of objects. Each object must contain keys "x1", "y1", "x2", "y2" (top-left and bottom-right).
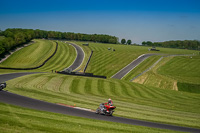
[
  {"x1": 142, "y1": 40, "x2": 200, "y2": 50},
  {"x1": 0, "y1": 28, "x2": 119, "y2": 57}
]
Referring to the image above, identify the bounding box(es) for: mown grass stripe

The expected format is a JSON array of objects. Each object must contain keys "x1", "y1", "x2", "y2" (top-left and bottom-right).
[
  {"x1": 84, "y1": 79, "x2": 92, "y2": 94},
  {"x1": 70, "y1": 78, "x2": 80, "y2": 94},
  {"x1": 97, "y1": 79, "x2": 106, "y2": 95}
]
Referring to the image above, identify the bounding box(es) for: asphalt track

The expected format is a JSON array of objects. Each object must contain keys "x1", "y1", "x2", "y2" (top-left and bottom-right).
[
  {"x1": 67, "y1": 43, "x2": 85, "y2": 71},
  {"x1": 111, "y1": 54, "x2": 156, "y2": 79}
]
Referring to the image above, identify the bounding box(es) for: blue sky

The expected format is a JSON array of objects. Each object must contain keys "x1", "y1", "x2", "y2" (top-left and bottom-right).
[{"x1": 0, "y1": 0, "x2": 200, "y2": 44}]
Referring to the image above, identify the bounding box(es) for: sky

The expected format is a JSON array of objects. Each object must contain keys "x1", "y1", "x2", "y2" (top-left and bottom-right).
[{"x1": 0, "y1": 0, "x2": 200, "y2": 44}]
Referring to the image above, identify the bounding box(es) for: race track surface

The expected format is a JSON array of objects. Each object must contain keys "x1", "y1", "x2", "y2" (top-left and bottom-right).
[
  {"x1": 111, "y1": 54, "x2": 156, "y2": 79},
  {"x1": 0, "y1": 73, "x2": 200, "y2": 133},
  {"x1": 67, "y1": 43, "x2": 84, "y2": 71}
]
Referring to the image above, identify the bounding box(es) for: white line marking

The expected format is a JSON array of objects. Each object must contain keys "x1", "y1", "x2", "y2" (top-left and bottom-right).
[
  {"x1": 121, "y1": 56, "x2": 149, "y2": 79},
  {"x1": 111, "y1": 54, "x2": 146, "y2": 79},
  {"x1": 63, "y1": 42, "x2": 85, "y2": 71}
]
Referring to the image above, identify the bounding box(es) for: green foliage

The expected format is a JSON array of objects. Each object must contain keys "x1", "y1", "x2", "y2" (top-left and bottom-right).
[
  {"x1": 0, "y1": 43, "x2": 5, "y2": 55},
  {"x1": 142, "y1": 40, "x2": 200, "y2": 50},
  {"x1": 127, "y1": 39, "x2": 132, "y2": 45},
  {"x1": 121, "y1": 39, "x2": 126, "y2": 44}
]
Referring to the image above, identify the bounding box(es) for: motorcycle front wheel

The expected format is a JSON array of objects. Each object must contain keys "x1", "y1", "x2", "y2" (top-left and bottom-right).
[{"x1": 95, "y1": 108, "x2": 100, "y2": 114}]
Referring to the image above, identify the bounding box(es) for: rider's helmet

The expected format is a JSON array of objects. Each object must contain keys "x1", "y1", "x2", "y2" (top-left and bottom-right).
[{"x1": 108, "y1": 98, "x2": 112, "y2": 103}]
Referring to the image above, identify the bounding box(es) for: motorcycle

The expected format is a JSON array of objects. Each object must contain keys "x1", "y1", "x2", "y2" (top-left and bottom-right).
[
  {"x1": 95, "y1": 103, "x2": 116, "y2": 116},
  {"x1": 0, "y1": 82, "x2": 6, "y2": 91}
]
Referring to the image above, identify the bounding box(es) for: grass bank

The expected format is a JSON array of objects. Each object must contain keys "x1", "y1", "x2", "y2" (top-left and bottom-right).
[
  {"x1": 6, "y1": 73, "x2": 200, "y2": 128},
  {"x1": 0, "y1": 39, "x2": 56, "y2": 68},
  {"x1": 74, "y1": 42, "x2": 197, "y2": 78},
  {"x1": 0, "y1": 40, "x2": 76, "y2": 73},
  {"x1": 0, "y1": 102, "x2": 178, "y2": 133}
]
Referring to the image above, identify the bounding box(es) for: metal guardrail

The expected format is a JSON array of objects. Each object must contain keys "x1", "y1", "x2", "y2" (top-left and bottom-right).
[
  {"x1": 83, "y1": 50, "x2": 93, "y2": 73},
  {"x1": 58, "y1": 71, "x2": 106, "y2": 79}
]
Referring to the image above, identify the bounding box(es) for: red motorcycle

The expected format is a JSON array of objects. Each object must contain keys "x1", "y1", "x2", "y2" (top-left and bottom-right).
[{"x1": 95, "y1": 103, "x2": 116, "y2": 116}]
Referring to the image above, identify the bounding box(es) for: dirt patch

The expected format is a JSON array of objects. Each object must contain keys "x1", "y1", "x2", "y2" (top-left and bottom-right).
[
  {"x1": 173, "y1": 81, "x2": 178, "y2": 91},
  {"x1": 133, "y1": 74, "x2": 148, "y2": 84}
]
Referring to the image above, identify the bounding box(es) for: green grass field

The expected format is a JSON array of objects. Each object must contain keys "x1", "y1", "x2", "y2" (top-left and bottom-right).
[
  {"x1": 0, "y1": 40, "x2": 76, "y2": 73},
  {"x1": 35, "y1": 41, "x2": 76, "y2": 72},
  {"x1": 158, "y1": 55, "x2": 200, "y2": 93},
  {"x1": 74, "y1": 42, "x2": 197, "y2": 78},
  {"x1": 6, "y1": 73, "x2": 200, "y2": 128},
  {"x1": 1, "y1": 40, "x2": 200, "y2": 132},
  {"x1": 0, "y1": 39, "x2": 56, "y2": 68},
  {"x1": 0, "y1": 102, "x2": 179, "y2": 133},
  {"x1": 158, "y1": 55, "x2": 200, "y2": 84},
  {"x1": 133, "y1": 55, "x2": 200, "y2": 93}
]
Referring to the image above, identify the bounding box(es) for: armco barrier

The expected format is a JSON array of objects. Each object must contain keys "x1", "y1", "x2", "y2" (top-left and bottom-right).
[
  {"x1": 83, "y1": 50, "x2": 93, "y2": 73},
  {"x1": 58, "y1": 71, "x2": 106, "y2": 79},
  {"x1": 0, "y1": 42, "x2": 58, "y2": 70}
]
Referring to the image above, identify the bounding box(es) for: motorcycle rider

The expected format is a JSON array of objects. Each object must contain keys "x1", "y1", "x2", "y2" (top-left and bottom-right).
[
  {"x1": 105, "y1": 98, "x2": 113, "y2": 106},
  {"x1": 96, "y1": 98, "x2": 115, "y2": 115},
  {"x1": 101, "y1": 99, "x2": 113, "y2": 113}
]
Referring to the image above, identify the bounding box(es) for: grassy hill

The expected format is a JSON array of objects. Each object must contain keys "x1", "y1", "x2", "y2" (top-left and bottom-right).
[
  {"x1": 158, "y1": 55, "x2": 200, "y2": 93},
  {"x1": 1, "y1": 40, "x2": 200, "y2": 132},
  {"x1": 73, "y1": 42, "x2": 197, "y2": 78},
  {"x1": 6, "y1": 73, "x2": 200, "y2": 128},
  {"x1": 0, "y1": 40, "x2": 76, "y2": 73},
  {"x1": 0, "y1": 39, "x2": 56, "y2": 68},
  {"x1": 133, "y1": 55, "x2": 200, "y2": 93}
]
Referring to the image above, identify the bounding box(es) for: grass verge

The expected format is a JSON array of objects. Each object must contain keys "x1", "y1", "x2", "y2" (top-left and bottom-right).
[
  {"x1": 0, "y1": 102, "x2": 180, "y2": 133},
  {"x1": 6, "y1": 73, "x2": 200, "y2": 129}
]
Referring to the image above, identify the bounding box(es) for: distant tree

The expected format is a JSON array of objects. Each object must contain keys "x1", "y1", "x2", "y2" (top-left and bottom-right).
[
  {"x1": 0, "y1": 43, "x2": 5, "y2": 55},
  {"x1": 142, "y1": 41, "x2": 146, "y2": 46},
  {"x1": 0, "y1": 29, "x2": 2, "y2": 36},
  {"x1": 127, "y1": 40, "x2": 132, "y2": 45},
  {"x1": 121, "y1": 39, "x2": 126, "y2": 44},
  {"x1": 146, "y1": 41, "x2": 153, "y2": 46}
]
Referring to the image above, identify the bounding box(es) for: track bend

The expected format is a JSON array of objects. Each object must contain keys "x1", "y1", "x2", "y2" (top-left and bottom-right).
[
  {"x1": 111, "y1": 54, "x2": 156, "y2": 79},
  {"x1": 67, "y1": 43, "x2": 85, "y2": 71},
  {"x1": 0, "y1": 73, "x2": 200, "y2": 132}
]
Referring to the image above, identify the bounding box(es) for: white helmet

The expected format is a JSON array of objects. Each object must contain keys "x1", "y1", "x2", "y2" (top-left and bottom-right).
[{"x1": 108, "y1": 98, "x2": 112, "y2": 101}]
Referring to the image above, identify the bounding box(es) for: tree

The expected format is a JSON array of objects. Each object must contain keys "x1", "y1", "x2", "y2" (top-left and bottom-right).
[
  {"x1": 121, "y1": 39, "x2": 126, "y2": 44},
  {"x1": 142, "y1": 41, "x2": 146, "y2": 46},
  {"x1": 127, "y1": 40, "x2": 132, "y2": 45},
  {"x1": 146, "y1": 41, "x2": 153, "y2": 46},
  {"x1": 0, "y1": 42, "x2": 5, "y2": 55}
]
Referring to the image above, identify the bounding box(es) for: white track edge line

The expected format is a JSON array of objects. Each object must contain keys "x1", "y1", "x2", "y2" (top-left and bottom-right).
[
  {"x1": 110, "y1": 54, "x2": 145, "y2": 78},
  {"x1": 121, "y1": 56, "x2": 149, "y2": 79}
]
